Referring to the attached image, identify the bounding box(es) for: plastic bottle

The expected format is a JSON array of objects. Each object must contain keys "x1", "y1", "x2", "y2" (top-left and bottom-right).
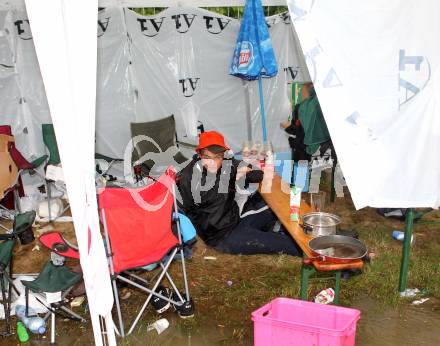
[
  {"x1": 17, "y1": 322, "x2": 29, "y2": 343},
  {"x1": 392, "y1": 230, "x2": 415, "y2": 244},
  {"x1": 290, "y1": 186, "x2": 302, "y2": 222},
  {"x1": 15, "y1": 305, "x2": 46, "y2": 335}
]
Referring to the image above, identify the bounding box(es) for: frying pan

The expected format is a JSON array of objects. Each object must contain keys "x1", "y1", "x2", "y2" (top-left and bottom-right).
[{"x1": 305, "y1": 235, "x2": 368, "y2": 264}]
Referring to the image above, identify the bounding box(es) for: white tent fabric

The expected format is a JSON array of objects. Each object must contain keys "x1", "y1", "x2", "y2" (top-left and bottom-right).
[
  {"x1": 24, "y1": 1, "x2": 116, "y2": 345},
  {"x1": 288, "y1": 0, "x2": 440, "y2": 209},
  {"x1": 0, "y1": 7, "x2": 310, "y2": 160}
]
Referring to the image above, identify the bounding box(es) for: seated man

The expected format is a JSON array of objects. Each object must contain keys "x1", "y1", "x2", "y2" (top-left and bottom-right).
[{"x1": 176, "y1": 131, "x2": 301, "y2": 256}]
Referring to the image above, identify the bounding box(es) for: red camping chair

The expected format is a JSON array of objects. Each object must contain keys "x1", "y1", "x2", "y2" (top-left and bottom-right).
[
  {"x1": 0, "y1": 125, "x2": 35, "y2": 226},
  {"x1": 98, "y1": 166, "x2": 194, "y2": 337}
]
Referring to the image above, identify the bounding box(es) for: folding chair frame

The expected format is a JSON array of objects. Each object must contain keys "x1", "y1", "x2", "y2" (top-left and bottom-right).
[
  {"x1": 0, "y1": 241, "x2": 20, "y2": 337},
  {"x1": 30, "y1": 123, "x2": 70, "y2": 223},
  {"x1": 0, "y1": 233, "x2": 26, "y2": 336},
  {"x1": 24, "y1": 284, "x2": 86, "y2": 344},
  {"x1": 101, "y1": 183, "x2": 191, "y2": 337},
  {"x1": 21, "y1": 231, "x2": 86, "y2": 344}
]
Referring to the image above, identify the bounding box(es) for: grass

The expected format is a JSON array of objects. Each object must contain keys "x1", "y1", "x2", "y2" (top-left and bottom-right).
[
  {"x1": 9, "y1": 221, "x2": 440, "y2": 345},
  {"x1": 2, "y1": 188, "x2": 439, "y2": 345}
]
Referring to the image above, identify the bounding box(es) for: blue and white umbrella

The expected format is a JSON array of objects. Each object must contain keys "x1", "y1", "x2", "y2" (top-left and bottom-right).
[{"x1": 230, "y1": 0, "x2": 278, "y2": 142}]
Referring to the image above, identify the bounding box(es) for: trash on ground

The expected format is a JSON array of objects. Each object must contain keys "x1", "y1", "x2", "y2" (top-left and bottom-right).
[
  {"x1": 70, "y1": 296, "x2": 85, "y2": 308},
  {"x1": 35, "y1": 224, "x2": 54, "y2": 236},
  {"x1": 120, "y1": 289, "x2": 131, "y2": 300},
  {"x1": 31, "y1": 244, "x2": 40, "y2": 252},
  {"x1": 391, "y1": 230, "x2": 415, "y2": 244},
  {"x1": 412, "y1": 298, "x2": 429, "y2": 305},
  {"x1": 15, "y1": 305, "x2": 46, "y2": 334},
  {"x1": 203, "y1": 256, "x2": 217, "y2": 260},
  {"x1": 147, "y1": 318, "x2": 169, "y2": 335},
  {"x1": 37, "y1": 198, "x2": 64, "y2": 220},
  {"x1": 226, "y1": 280, "x2": 233, "y2": 286},
  {"x1": 314, "y1": 288, "x2": 335, "y2": 304},
  {"x1": 400, "y1": 288, "x2": 420, "y2": 297},
  {"x1": 17, "y1": 321, "x2": 29, "y2": 343}
]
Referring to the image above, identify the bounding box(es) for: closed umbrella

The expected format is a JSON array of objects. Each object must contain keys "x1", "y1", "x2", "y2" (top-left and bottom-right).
[{"x1": 230, "y1": 0, "x2": 278, "y2": 143}]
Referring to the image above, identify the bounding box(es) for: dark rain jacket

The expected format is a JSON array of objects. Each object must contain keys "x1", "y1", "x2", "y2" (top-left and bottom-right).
[
  {"x1": 176, "y1": 155, "x2": 263, "y2": 247},
  {"x1": 297, "y1": 88, "x2": 330, "y2": 155}
]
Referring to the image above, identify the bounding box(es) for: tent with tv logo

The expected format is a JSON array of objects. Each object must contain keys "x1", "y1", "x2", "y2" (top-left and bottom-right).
[
  {"x1": 0, "y1": 1, "x2": 439, "y2": 345},
  {"x1": 0, "y1": 2, "x2": 309, "y2": 162}
]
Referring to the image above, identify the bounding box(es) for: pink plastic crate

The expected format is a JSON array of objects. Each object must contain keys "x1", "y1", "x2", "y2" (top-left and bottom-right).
[{"x1": 252, "y1": 298, "x2": 361, "y2": 346}]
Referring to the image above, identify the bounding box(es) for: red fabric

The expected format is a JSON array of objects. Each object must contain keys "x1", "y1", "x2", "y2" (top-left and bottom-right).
[
  {"x1": 0, "y1": 125, "x2": 26, "y2": 206},
  {"x1": 0, "y1": 125, "x2": 33, "y2": 170},
  {"x1": 87, "y1": 227, "x2": 92, "y2": 254},
  {"x1": 98, "y1": 167, "x2": 178, "y2": 273},
  {"x1": 0, "y1": 125, "x2": 12, "y2": 135},
  {"x1": 195, "y1": 130, "x2": 230, "y2": 152},
  {"x1": 0, "y1": 180, "x2": 24, "y2": 208},
  {"x1": 39, "y1": 231, "x2": 80, "y2": 259}
]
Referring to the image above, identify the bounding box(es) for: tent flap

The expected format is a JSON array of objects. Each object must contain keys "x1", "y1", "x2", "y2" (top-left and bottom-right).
[{"x1": 288, "y1": 0, "x2": 440, "y2": 209}]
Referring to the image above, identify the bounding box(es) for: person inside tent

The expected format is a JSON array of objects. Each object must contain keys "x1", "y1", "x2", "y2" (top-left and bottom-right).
[
  {"x1": 176, "y1": 130, "x2": 301, "y2": 256},
  {"x1": 281, "y1": 82, "x2": 331, "y2": 162}
]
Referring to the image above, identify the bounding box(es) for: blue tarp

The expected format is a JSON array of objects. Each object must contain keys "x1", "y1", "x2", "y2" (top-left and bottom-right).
[{"x1": 230, "y1": 0, "x2": 278, "y2": 80}]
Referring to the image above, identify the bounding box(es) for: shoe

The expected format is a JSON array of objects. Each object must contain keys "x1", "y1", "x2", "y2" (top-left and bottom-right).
[
  {"x1": 171, "y1": 292, "x2": 195, "y2": 319},
  {"x1": 151, "y1": 285, "x2": 172, "y2": 314}
]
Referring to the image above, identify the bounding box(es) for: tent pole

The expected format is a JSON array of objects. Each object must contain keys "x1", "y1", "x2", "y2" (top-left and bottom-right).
[
  {"x1": 398, "y1": 208, "x2": 414, "y2": 292},
  {"x1": 258, "y1": 76, "x2": 267, "y2": 142},
  {"x1": 242, "y1": 80, "x2": 253, "y2": 141}
]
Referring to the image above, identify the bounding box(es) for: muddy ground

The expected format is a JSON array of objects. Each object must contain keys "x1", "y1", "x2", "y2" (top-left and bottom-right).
[{"x1": 1, "y1": 186, "x2": 440, "y2": 345}]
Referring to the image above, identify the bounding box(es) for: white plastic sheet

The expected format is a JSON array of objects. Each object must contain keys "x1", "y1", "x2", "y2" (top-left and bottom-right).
[
  {"x1": 25, "y1": 1, "x2": 116, "y2": 345},
  {"x1": 288, "y1": 0, "x2": 440, "y2": 209},
  {"x1": 0, "y1": 7, "x2": 309, "y2": 160},
  {"x1": 0, "y1": 10, "x2": 50, "y2": 160}
]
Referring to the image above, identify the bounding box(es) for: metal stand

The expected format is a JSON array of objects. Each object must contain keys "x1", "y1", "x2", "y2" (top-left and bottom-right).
[
  {"x1": 330, "y1": 161, "x2": 336, "y2": 203},
  {"x1": 398, "y1": 208, "x2": 414, "y2": 292},
  {"x1": 300, "y1": 263, "x2": 341, "y2": 305},
  {"x1": 330, "y1": 142, "x2": 337, "y2": 203},
  {"x1": 0, "y1": 271, "x2": 12, "y2": 336}
]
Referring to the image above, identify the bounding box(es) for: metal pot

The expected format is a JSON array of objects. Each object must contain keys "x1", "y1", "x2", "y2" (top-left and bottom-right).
[
  {"x1": 302, "y1": 212, "x2": 341, "y2": 237},
  {"x1": 307, "y1": 235, "x2": 368, "y2": 264}
]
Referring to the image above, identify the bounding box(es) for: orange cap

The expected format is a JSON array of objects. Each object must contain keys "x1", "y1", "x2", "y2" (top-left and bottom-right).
[{"x1": 195, "y1": 131, "x2": 230, "y2": 153}]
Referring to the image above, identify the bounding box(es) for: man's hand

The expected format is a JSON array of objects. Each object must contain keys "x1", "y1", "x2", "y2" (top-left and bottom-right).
[{"x1": 280, "y1": 121, "x2": 290, "y2": 129}]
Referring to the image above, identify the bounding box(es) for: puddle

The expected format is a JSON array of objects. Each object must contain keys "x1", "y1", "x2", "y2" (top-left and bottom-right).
[
  {"x1": 14, "y1": 313, "x2": 248, "y2": 346},
  {"x1": 3, "y1": 297, "x2": 440, "y2": 345},
  {"x1": 355, "y1": 296, "x2": 440, "y2": 346}
]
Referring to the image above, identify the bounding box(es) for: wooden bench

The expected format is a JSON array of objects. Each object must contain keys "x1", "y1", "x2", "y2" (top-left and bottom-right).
[{"x1": 259, "y1": 174, "x2": 363, "y2": 303}]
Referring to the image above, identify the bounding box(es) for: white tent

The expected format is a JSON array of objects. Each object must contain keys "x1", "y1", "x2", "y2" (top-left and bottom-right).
[
  {"x1": 24, "y1": 0, "x2": 116, "y2": 345},
  {"x1": 287, "y1": 0, "x2": 440, "y2": 210},
  {"x1": 0, "y1": 2, "x2": 309, "y2": 162},
  {"x1": 2, "y1": 0, "x2": 439, "y2": 343},
  {"x1": 2, "y1": 1, "x2": 305, "y2": 344}
]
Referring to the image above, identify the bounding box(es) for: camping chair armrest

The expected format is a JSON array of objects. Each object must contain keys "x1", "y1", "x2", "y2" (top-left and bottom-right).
[
  {"x1": 176, "y1": 140, "x2": 197, "y2": 149},
  {"x1": 0, "y1": 233, "x2": 16, "y2": 241},
  {"x1": 95, "y1": 153, "x2": 123, "y2": 162}
]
